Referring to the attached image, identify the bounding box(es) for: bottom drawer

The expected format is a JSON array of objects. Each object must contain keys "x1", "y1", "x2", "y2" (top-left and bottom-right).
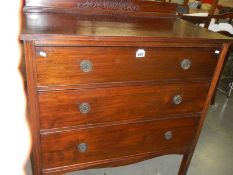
[{"x1": 41, "y1": 117, "x2": 199, "y2": 169}]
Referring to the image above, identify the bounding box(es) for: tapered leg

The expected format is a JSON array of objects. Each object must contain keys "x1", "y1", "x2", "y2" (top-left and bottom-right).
[{"x1": 178, "y1": 153, "x2": 194, "y2": 175}]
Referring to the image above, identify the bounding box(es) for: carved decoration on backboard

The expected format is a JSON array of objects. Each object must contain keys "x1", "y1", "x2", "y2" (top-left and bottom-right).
[{"x1": 77, "y1": 0, "x2": 140, "y2": 11}]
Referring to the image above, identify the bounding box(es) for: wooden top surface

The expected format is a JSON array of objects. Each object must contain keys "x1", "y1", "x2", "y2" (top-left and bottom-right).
[{"x1": 20, "y1": 12, "x2": 232, "y2": 43}]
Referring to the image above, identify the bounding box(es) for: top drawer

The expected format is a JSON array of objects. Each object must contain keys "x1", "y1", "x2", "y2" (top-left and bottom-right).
[{"x1": 35, "y1": 47, "x2": 219, "y2": 86}]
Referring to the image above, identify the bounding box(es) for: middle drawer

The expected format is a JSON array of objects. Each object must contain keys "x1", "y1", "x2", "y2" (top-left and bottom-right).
[{"x1": 39, "y1": 82, "x2": 209, "y2": 129}]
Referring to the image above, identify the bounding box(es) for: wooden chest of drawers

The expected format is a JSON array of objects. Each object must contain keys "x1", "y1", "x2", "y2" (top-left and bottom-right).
[{"x1": 21, "y1": 1, "x2": 232, "y2": 175}]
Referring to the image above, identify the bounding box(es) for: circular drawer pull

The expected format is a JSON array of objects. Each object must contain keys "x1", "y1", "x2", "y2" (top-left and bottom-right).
[
  {"x1": 173, "y1": 95, "x2": 183, "y2": 105},
  {"x1": 164, "y1": 131, "x2": 173, "y2": 140},
  {"x1": 78, "y1": 143, "x2": 88, "y2": 153},
  {"x1": 80, "y1": 60, "x2": 92, "y2": 73},
  {"x1": 181, "y1": 59, "x2": 191, "y2": 70},
  {"x1": 79, "y1": 102, "x2": 91, "y2": 114}
]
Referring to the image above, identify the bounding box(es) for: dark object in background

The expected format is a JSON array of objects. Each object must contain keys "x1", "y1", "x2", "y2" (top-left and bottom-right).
[
  {"x1": 217, "y1": 53, "x2": 233, "y2": 98},
  {"x1": 219, "y1": 7, "x2": 233, "y2": 14},
  {"x1": 177, "y1": 5, "x2": 189, "y2": 14},
  {"x1": 189, "y1": 1, "x2": 201, "y2": 9}
]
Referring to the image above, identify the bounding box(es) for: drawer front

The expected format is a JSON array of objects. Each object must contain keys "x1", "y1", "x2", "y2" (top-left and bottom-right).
[
  {"x1": 39, "y1": 82, "x2": 209, "y2": 129},
  {"x1": 41, "y1": 117, "x2": 199, "y2": 169},
  {"x1": 35, "y1": 47, "x2": 219, "y2": 86}
]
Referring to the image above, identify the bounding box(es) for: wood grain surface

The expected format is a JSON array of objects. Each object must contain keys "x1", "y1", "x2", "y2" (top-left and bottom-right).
[
  {"x1": 35, "y1": 47, "x2": 219, "y2": 86},
  {"x1": 24, "y1": 0, "x2": 178, "y2": 16},
  {"x1": 41, "y1": 117, "x2": 199, "y2": 169},
  {"x1": 39, "y1": 82, "x2": 209, "y2": 129},
  {"x1": 20, "y1": 13, "x2": 232, "y2": 42}
]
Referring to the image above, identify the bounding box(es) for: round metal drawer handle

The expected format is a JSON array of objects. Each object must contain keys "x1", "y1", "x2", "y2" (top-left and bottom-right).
[
  {"x1": 173, "y1": 95, "x2": 183, "y2": 105},
  {"x1": 78, "y1": 143, "x2": 88, "y2": 153},
  {"x1": 79, "y1": 102, "x2": 91, "y2": 114},
  {"x1": 181, "y1": 59, "x2": 191, "y2": 70},
  {"x1": 164, "y1": 131, "x2": 173, "y2": 140},
  {"x1": 80, "y1": 60, "x2": 92, "y2": 73}
]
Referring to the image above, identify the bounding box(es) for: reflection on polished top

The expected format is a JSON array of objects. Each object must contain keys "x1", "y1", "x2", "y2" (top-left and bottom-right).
[{"x1": 21, "y1": 13, "x2": 231, "y2": 42}]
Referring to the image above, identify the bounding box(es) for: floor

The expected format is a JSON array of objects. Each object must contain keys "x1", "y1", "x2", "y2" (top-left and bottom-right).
[{"x1": 26, "y1": 92, "x2": 233, "y2": 175}]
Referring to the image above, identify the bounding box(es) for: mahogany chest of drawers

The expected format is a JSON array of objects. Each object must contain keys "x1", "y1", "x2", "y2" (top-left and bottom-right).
[{"x1": 21, "y1": 1, "x2": 232, "y2": 175}]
